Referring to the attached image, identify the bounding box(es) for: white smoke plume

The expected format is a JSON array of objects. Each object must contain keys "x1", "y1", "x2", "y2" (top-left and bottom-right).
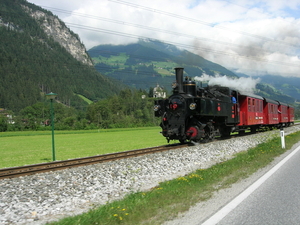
[{"x1": 194, "y1": 74, "x2": 261, "y2": 94}]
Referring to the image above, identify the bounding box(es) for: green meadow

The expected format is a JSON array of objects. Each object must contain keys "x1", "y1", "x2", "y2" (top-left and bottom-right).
[{"x1": 0, "y1": 127, "x2": 175, "y2": 168}]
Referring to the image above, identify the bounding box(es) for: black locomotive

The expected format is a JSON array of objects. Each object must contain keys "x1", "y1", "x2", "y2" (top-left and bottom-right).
[{"x1": 154, "y1": 67, "x2": 239, "y2": 143}]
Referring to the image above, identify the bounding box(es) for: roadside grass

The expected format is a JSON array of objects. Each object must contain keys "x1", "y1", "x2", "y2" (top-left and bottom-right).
[
  {"x1": 50, "y1": 131, "x2": 300, "y2": 225},
  {"x1": 0, "y1": 127, "x2": 174, "y2": 168}
]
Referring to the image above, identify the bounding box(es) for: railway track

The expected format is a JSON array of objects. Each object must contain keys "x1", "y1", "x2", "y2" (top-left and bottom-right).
[
  {"x1": 2, "y1": 123, "x2": 299, "y2": 180},
  {"x1": 0, "y1": 143, "x2": 189, "y2": 180}
]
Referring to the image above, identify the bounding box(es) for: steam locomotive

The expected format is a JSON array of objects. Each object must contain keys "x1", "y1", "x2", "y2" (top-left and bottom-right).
[{"x1": 154, "y1": 68, "x2": 295, "y2": 143}]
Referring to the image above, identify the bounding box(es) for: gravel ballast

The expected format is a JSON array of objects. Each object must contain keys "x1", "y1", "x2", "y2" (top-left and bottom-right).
[{"x1": 1, "y1": 126, "x2": 299, "y2": 225}]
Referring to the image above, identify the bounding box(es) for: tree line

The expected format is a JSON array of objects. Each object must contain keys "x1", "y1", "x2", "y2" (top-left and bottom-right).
[
  {"x1": 0, "y1": 89, "x2": 161, "y2": 132},
  {"x1": 1, "y1": 87, "x2": 300, "y2": 132}
]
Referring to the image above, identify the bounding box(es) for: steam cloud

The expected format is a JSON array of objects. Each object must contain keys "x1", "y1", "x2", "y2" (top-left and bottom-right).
[{"x1": 194, "y1": 74, "x2": 261, "y2": 94}]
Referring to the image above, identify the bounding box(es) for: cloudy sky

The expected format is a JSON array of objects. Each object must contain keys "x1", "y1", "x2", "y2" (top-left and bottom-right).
[{"x1": 27, "y1": 0, "x2": 300, "y2": 78}]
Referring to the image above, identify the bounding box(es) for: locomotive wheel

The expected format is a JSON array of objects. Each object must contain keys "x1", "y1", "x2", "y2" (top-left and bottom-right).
[
  {"x1": 202, "y1": 123, "x2": 215, "y2": 143},
  {"x1": 186, "y1": 125, "x2": 204, "y2": 143}
]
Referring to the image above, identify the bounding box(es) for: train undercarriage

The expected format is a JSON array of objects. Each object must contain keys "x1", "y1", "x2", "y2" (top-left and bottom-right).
[{"x1": 161, "y1": 118, "x2": 293, "y2": 144}]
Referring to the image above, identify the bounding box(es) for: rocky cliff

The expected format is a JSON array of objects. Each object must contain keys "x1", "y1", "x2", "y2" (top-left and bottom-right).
[{"x1": 22, "y1": 5, "x2": 93, "y2": 66}]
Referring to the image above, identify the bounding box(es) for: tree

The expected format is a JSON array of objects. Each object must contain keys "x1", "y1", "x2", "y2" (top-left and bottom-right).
[{"x1": 0, "y1": 115, "x2": 8, "y2": 132}]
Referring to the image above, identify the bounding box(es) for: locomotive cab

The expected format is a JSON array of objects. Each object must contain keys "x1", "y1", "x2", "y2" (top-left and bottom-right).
[{"x1": 206, "y1": 85, "x2": 238, "y2": 104}]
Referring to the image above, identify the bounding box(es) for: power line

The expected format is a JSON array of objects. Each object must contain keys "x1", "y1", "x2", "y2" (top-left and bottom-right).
[
  {"x1": 224, "y1": 0, "x2": 300, "y2": 24},
  {"x1": 35, "y1": 6, "x2": 300, "y2": 70},
  {"x1": 108, "y1": 0, "x2": 300, "y2": 48},
  {"x1": 67, "y1": 23, "x2": 300, "y2": 68},
  {"x1": 38, "y1": 5, "x2": 300, "y2": 60},
  {"x1": 2, "y1": 4, "x2": 299, "y2": 77},
  {"x1": 39, "y1": 6, "x2": 269, "y2": 52}
]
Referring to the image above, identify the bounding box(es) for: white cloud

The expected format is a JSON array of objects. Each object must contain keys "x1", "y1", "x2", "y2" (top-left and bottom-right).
[{"x1": 27, "y1": 0, "x2": 300, "y2": 78}]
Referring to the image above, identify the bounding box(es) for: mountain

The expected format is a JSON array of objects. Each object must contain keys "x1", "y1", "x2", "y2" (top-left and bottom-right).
[
  {"x1": 236, "y1": 72, "x2": 300, "y2": 103},
  {"x1": 252, "y1": 75, "x2": 300, "y2": 102},
  {"x1": 89, "y1": 39, "x2": 298, "y2": 104},
  {"x1": 0, "y1": 0, "x2": 297, "y2": 117},
  {"x1": 88, "y1": 39, "x2": 238, "y2": 92},
  {"x1": 256, "y1": 83, "x2": 295, "y2": 103},
  {"x1": 0, "y1": 0, "x2": 125, "y2": 113}
]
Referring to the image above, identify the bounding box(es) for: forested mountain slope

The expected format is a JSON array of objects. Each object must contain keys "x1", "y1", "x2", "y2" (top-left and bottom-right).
[
  {"x1": 89, "y1": 39, "x2": 297, "y2": 104},
  {"x1": 253, "y1": 75, "x2": 300, "y2": 102},
  {"x1": 88, "y1": 39, "x2": 238, "y2": 92},
  {"x1": 0, "y1": 0, "x2": 125, "y2": 113}
]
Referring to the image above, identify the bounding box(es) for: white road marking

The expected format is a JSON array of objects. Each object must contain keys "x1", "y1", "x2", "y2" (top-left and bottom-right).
[{"x1": 201, "y1": 145, "x2": 300, "y2": 225}]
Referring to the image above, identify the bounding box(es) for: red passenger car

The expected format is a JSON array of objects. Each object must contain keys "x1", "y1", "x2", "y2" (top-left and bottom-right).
[
  {"x1": 238, "y1": 94, "x2": 264, "y2": 126},
  {"x1": 263, "y1": 98, "x2": 279, "y2": 126},
  {"x1": 288, "y1": 105, "x2": 295, "y2": 126},
  {"x1": 276, "y1": 101, "x2": 289, "y2": 126}
]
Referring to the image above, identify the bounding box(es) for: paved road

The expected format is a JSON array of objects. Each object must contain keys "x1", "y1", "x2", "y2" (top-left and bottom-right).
[{"x1": 203, "y1": 145, "x2": 300, "y2": 225}]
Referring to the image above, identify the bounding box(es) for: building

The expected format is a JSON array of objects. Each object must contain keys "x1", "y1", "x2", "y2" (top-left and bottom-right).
[{"x1": 153, "y1": 84, "x2": 166, "y2": 98}]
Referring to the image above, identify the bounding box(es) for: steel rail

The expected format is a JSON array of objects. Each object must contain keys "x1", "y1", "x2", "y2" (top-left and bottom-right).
[
  {"x1": 0, "y1": 143, "x2": 189, "y2": 180},
  {"x1": 1, "y1": 123, "x2": 299, "y2": 180}
]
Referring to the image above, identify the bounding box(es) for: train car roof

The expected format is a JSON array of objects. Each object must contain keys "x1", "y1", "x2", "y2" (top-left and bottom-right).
[
  {"x1": 264, "y1": 98, "x2": 279, "y2": 105},
  {"x1": 239, "y1": 92, "x2": 264, "y2": 100},
  {"x1": 276, "y1": 100, "x2": 288, "y2": 106}
]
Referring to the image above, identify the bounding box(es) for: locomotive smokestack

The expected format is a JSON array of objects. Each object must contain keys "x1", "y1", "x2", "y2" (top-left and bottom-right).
[{"x1": 175, "y1": 67, "x2": 184, "y2": 93}]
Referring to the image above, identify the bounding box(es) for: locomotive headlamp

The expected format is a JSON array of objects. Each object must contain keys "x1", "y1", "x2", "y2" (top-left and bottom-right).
[
  {"x1": 189, "y1": 103, "x2": 197, "y2": 110},
  {"x1": 172, "y1": 82, "x2": 178, "y2": 89},
  {"x1": 154, "y1": 105, "x2": 161, "y2": 111}
]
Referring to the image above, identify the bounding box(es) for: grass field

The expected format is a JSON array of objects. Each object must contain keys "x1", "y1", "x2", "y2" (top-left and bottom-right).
[{"x1": 0, "y1": 127, "x2": 174, "y2": 168}]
